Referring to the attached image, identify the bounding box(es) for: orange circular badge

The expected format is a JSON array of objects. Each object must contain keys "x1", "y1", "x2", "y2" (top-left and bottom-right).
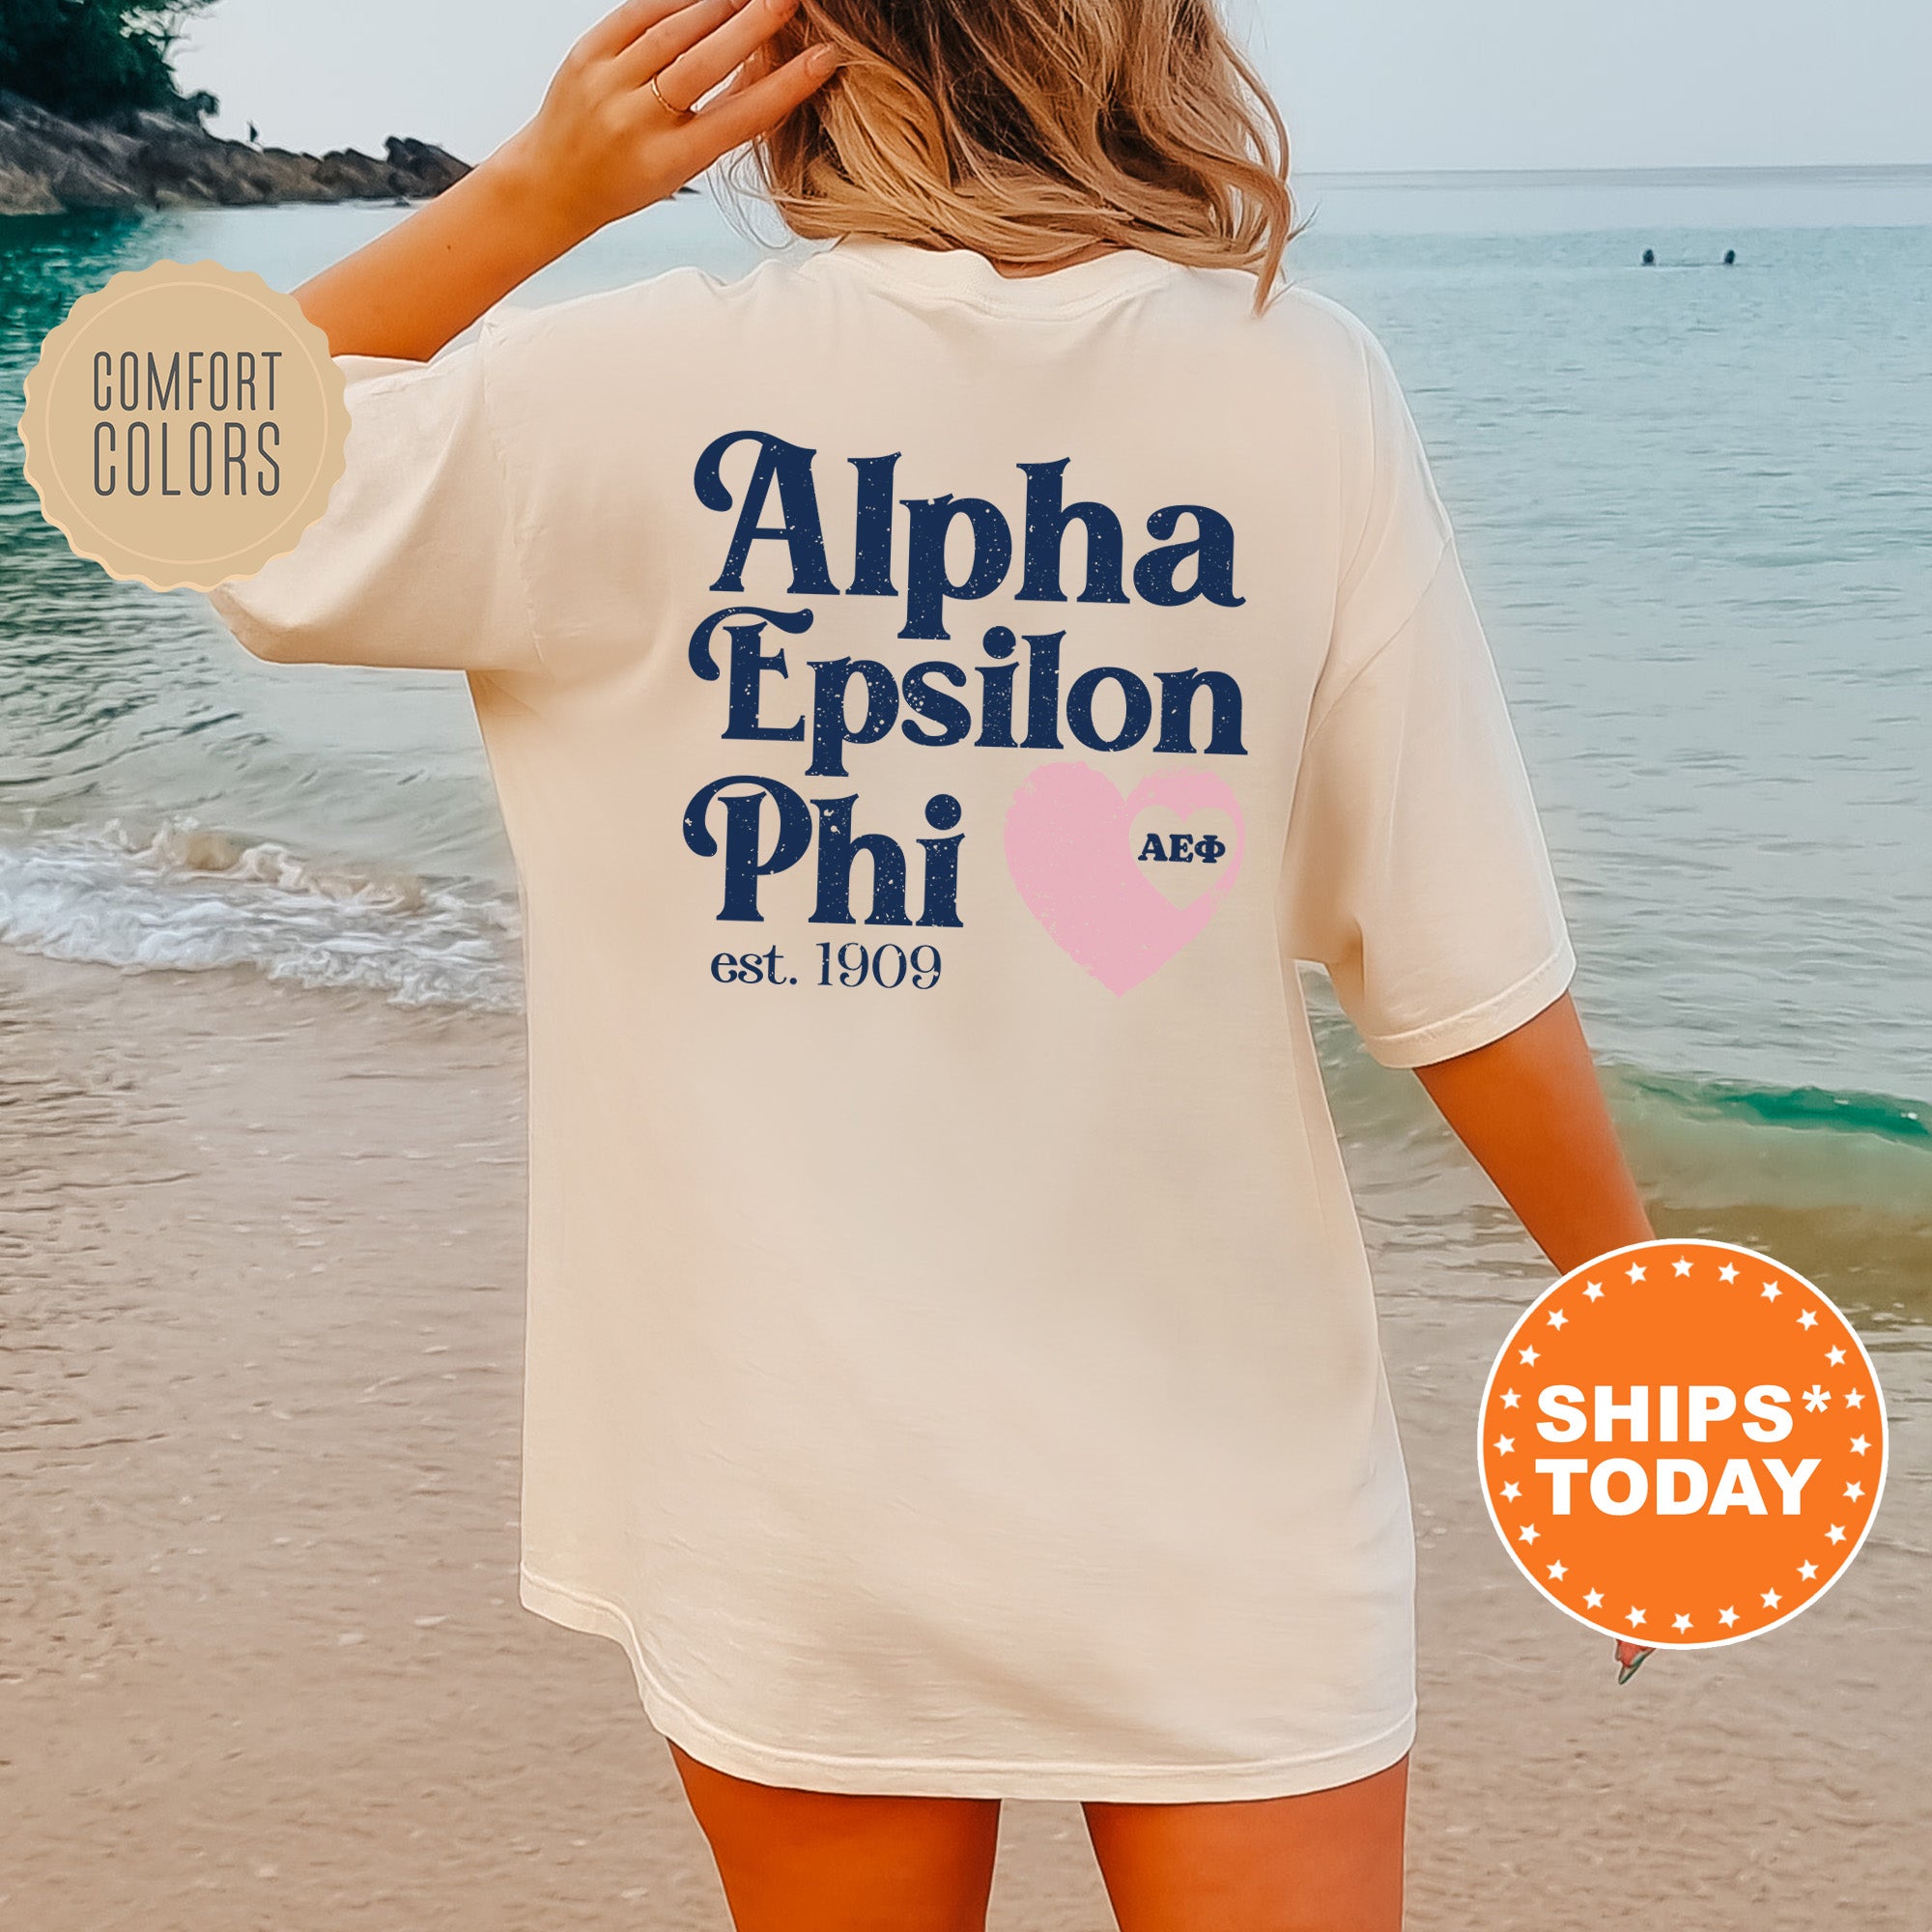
[{"x1": 1479, "y1": 1239, "x2": 1887, "y2": 1647}]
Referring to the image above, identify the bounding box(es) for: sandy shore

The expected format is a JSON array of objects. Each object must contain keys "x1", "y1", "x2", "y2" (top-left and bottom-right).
[{"x1": 2, "y1": 943, "x2": 1925, "y2": 1930}]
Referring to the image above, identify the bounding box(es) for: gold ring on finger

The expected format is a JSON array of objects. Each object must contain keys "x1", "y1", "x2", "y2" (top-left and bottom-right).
[{"x1": 649, "y1": 72, "x2": 693, "y2": 120}]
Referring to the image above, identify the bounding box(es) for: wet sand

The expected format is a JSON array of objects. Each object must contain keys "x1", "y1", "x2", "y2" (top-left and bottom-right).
[{"x1": 2, "y1": 944, "x2": 1926, "y2": 1930}]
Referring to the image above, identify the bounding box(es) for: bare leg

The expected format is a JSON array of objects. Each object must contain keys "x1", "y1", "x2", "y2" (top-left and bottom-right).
[
  {"x1": 668, "y1": 1739, "x2": 1004, "y2": 1932},
  {"x1": 1083, "y1": 1755, "x2": 1409, "y2": 1932}
]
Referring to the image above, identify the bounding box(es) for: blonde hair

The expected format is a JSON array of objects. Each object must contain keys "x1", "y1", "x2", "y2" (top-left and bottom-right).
[{"x1": 749, "y1": 0, "x2": 1295, "y2": 305}]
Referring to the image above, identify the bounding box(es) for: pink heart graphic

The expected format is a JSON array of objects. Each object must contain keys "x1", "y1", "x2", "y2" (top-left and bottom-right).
[{"x1": 1004, "y1": 762, "x2": 1245, "y2": 995}]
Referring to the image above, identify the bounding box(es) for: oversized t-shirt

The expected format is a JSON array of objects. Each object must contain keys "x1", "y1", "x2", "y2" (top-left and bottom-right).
[{"x1": 208, "y1": 237, "x2": 1575, "y2": 1804}]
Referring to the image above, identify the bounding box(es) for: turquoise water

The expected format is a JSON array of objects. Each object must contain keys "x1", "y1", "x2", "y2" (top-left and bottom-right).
[{"x1": 3, "y1": 172, "x2": 1928, "y2": 1305}]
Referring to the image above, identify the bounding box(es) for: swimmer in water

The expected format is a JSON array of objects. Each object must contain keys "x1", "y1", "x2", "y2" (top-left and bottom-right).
[
  {"x1": 1723, "y1": 248, "x2": 1737, "y2": 266},
  {"x1": 1641, "y1": 247, "x2": 1657, "y2": 266}
]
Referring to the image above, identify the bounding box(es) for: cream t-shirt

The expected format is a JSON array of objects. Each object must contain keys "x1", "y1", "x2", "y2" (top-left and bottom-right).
[{"x1": 209, "y1": 237, "x2": 1575, "y2": 1802}]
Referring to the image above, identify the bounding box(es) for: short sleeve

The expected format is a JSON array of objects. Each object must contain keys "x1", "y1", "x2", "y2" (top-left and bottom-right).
[
  {"x1": 1281, "y1": 330, "x2": 1574, "y2": 1068},
  {"x1": 206, "y1": 322, "x2": 543, "y2": 676}
]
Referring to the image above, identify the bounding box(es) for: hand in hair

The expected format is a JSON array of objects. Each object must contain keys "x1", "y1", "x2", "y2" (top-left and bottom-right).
[
  {"x1": 292, "y1": 0, "x2": 838, "y2": 362},
  {"x1": 503, "y1": 0, "x2": 838, "y2": 243}
]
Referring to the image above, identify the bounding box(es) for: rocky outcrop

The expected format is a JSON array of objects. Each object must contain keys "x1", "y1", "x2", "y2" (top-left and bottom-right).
[{"x1": 0, "y1": 91, "x2": 469, "y2": 216}]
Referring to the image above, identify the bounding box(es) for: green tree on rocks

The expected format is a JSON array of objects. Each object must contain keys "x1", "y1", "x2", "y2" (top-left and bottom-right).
[{"x1": 0, "y1": 0, "x2": 220, "y2": 123}]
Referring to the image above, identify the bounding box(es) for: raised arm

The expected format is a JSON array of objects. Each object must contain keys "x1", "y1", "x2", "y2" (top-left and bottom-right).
[
  {"x1": 293, "y1": 0, "x2": 835, "y2": 359},
  {"x1": 1413, "y1": 991, "x2": 1653, "y2": 1274}
]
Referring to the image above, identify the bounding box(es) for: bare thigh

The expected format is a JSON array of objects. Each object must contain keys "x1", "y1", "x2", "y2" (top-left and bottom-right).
[
  {"x1": 1083, "y1": 1756, "x2": 1410, "y2": 1932},
  {"x1": 668, "y1": 1740, "x2": 1003, "y2": 1932}
]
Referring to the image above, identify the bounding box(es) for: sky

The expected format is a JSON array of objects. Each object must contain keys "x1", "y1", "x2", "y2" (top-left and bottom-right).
[{"x1": 176, "y1": 0, "x2": 1932, "y2": 177}]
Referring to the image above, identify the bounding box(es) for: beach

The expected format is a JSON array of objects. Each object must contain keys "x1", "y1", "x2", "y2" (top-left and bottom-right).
[
  {"x1": 4, "y1": 937, "x2": 1925, "y2": 1930},
  {"x1": 5, "y1": 173, "x2": 1931, "y2": 1925}
]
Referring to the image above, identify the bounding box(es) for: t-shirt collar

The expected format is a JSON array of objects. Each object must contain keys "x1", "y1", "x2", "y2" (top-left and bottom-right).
[{"x1": 823, "y1": 235, "x2": 1176, "y2": 313}]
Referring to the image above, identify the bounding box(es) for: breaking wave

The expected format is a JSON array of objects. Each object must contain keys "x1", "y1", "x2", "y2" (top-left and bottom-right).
[{"x1": 0, "y1": 813, "x2": 520, "y2": 1011}]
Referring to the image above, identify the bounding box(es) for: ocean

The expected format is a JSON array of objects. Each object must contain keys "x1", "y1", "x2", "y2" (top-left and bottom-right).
[{"x1": 3, "y1": 169, "x2": 1928, "y2": 1316}]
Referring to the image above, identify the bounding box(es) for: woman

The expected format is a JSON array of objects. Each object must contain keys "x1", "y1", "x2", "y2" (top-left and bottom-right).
[{"x1": 209, "y1": 0, "x2": 1653, "y2": 1924}]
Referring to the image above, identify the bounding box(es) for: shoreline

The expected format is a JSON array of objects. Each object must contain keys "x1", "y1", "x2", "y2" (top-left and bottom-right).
[
  {"x1": 0, "y1": 88, "x2": 468, "y2": 217},
  {"x1": 1, "y1": 941, "x2": 1925, "y2": 1928}
]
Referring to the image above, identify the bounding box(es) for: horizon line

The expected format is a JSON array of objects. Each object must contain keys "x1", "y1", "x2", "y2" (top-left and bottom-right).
[{"x1": 1296, "y1": 161, "x2": 1932, "y2": 187}]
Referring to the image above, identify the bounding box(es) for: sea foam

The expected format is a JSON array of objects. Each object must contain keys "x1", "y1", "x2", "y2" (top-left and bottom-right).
[{"x1": 0, "y1": 814, "x2": 520, "y2": 1011}]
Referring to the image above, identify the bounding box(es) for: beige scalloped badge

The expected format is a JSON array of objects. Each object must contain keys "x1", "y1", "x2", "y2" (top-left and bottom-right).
[{"x1": 18, "y1": 258, "x2": 347, "y2": 591}]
